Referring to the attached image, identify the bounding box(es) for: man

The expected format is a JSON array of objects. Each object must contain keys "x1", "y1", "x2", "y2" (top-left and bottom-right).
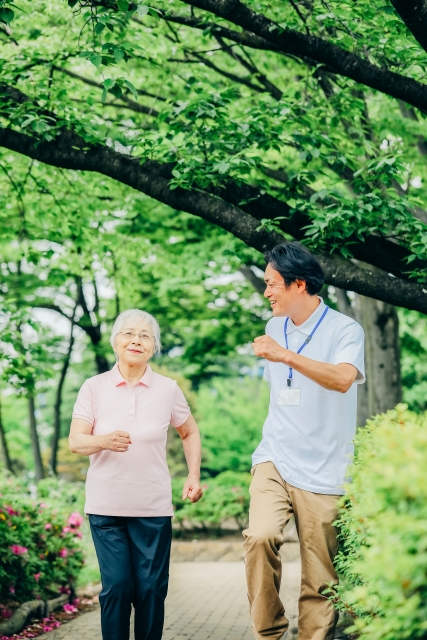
[{"x1": 245, "y1": 241, "x2": 365, "y2": 640}]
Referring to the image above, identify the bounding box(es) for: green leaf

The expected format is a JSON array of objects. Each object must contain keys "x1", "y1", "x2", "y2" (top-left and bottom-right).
[
  {"x1": 137, "y1": 4, "x2": 149, "y2": 16},
  {"x1": 117, "y1": 0, "x2": 129, "y2": 11},
  {"x1": 94, "y1": 22, "x2": 105, "y2": 34},
  {"x1": 113, "y1": 47, "x2": 124, "y2": 63},
  {"x1": 148, "y1": 7, "x2": 160, "y2": 18},
  {"x1": 110, "y1": 84, "x2": 123, "y2": 98},
  {"x1": 103, "y1": 78, "x2": 116, "y2": 90},
  {"x1": 89, "y1": 54, "x2": 102, "y2": 68},
  {"x1": 67, "y1": 0, "x2": 79, "y2": 6},
  {"x1": 0, "y1": 7, "x2": 14, "y2": 24},
  {"x1": 123, "y1": 79, "x2": 138, "y2": 99},
  {"x1": 32, "y1": 120, "x2": 48, "y2": 134}
]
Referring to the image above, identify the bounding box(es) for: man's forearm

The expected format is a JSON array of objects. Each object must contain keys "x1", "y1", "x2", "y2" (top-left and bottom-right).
[{"x1": 283, "y1": 350, "x2": 356, "y2": 393}]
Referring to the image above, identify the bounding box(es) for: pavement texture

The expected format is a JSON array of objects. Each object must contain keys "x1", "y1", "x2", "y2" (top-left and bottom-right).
[
  {"x1": 37, "y1": 543, "x2": 302, "y2": 640},
  {"x1": 36, "y1": 536, "x2": 348, "y2": 639}
]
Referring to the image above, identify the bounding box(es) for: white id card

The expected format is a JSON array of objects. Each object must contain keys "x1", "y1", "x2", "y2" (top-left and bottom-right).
[{"x1": 278, "y1": 387, "x2": 301, "y2": 406}]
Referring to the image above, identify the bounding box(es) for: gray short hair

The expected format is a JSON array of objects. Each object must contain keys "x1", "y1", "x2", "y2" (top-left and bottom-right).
[{"x1": 110, "y1": 309, "x2": 161, "y2": 355}]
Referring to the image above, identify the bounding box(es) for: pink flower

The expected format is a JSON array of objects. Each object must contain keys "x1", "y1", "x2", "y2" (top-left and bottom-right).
[
  {"x1": 63, "y1": 603, "x2": 78, "y2": 613},
  {"x1": 1, "y1": 608, "x2": 12, "y2": 619},
  {"x1": 44, "y1": 523, "x2": 52, "y2": 530},
  {"x1": 59, "y1": 548, "x2": 68, "y2": 558},
  {"x1": 59, "y1": 586, "x2": 71, "y2": 594},
  {"x1": 62, "y1": 526, "x2": 71, "y2": 534},
  {"x1": 75, "y1": 531, "x2": 82, "y2": 538},
  {"x1": 68, "y1": 512, "x2": 84, "y2": 528},
  {"x1": 39, "y1": 502, "x2": 46, "y2": 508},
  {"x1": 10, "y1": 544, "x2": 28, "y2": 555},
  {"x1": 33, "y1": 572, "x2": 41, "y2": 583},
  {"x1": 9, "y1": 586, "x2": 15, "y2": 594},
  {"x1": 5, "y1": 506, "x2": 18, "y2": 516}
]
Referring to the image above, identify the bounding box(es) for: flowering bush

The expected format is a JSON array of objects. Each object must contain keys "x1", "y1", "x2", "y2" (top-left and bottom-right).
[{"x1": 0, "y1": 477, "x2": 84, "y2": 603}]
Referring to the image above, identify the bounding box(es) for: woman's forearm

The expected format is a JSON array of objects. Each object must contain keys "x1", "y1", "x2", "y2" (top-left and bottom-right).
[
  {"x1": 181, "y1": 431, "x2": 201, "y2": 478},
  {"x1": 69, "y1": 433, "x2": 107, "y2": 456}
]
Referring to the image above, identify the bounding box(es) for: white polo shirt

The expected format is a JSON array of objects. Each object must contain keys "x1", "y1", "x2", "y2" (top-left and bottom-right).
[{"x1": 252, "y1": 297, "x2": 365, "y2": 495}]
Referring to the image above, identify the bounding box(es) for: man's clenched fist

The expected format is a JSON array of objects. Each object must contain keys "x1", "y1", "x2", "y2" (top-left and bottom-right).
[{"x1": 252, "y1": 335, "x2": 288, "y2": 363}]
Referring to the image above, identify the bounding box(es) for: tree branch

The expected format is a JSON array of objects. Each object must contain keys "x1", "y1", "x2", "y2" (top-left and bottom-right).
[
  {"x1": 1, "y1": 76, "x2": 425, "y2": 281},
  {"x1": 390, "y1": 0, "x2": 427, "y2": 54},
  {"x1": 54, "y1": 66, "x2": 160, "y2": 117},
  {"x1": 1, "y1": 123, "x2": 426, "y2": 313},
  {"x1": 179, "y1": 0, "x2": 427, "y2": 113}
]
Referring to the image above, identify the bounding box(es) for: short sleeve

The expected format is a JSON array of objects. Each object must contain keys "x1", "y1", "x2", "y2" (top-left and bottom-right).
[
  {"x1": 333, "y1": 321, "x2": 365, "y2": 384},
  {"x1": 72, "y1": 380, "x2": 95, "y2": 426},
  {"x1": 170, "y1": 383, "x2": 191, "y2": 428},
  {"x1": 263, "y1": 361, "x2": 271, "y2": 383}
]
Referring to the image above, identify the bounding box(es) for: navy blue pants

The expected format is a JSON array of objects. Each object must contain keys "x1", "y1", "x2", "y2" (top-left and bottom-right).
[{"x1": 89, "y1": 515, "x2": 172, "y2": 640}]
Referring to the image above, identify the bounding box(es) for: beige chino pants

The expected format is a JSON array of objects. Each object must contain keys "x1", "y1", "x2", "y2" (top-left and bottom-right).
[{"x1": 243, "y1": 462, "x2": 339, "y2": 640}]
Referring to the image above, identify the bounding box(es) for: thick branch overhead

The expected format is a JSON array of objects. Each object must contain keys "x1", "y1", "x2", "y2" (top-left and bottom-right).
[
  {"x1": 0, "y1": 123, "x2": 426, "y2": 314},
  {"x1": 180, "y1": 0, "x2": 427, "y2": 112}
]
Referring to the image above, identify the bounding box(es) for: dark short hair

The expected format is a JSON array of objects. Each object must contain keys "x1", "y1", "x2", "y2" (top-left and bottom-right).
[{"x1": 264, "y1": 242, "x2": 324, "y2": 295}]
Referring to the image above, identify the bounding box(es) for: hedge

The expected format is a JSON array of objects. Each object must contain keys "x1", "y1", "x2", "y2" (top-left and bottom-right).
[{"x1": 332, "y1": 404, "x2": 427, "y2": 640}]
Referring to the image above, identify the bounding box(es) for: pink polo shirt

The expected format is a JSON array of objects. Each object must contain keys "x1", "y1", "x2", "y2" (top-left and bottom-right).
[{"x1": 72, "y1": 363, "x2": 190, "y2": 517}]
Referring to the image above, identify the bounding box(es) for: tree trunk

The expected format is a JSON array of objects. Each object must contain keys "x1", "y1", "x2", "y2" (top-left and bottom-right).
[
  {"x1": 356, "y1": 295, "x2": 402, "y2": 425},
  {"x1": 0, "y1": 394, "x2": 14, "y2": 473},
  {"x1": 76, "y1": 278, "x2": 110, "y2": 374},
  {"x1": 28, "y1": 394, "x2": 44, "y2": 482},
  {"x1": 50, "y1": 314, "x2": 76, "y2": 474},
  {"x1": 335, "y1": 290, "x2": 402, "y2": 426}
]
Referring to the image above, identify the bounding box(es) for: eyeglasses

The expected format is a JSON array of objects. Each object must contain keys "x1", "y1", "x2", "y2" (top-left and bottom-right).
[{"x1": 118, "y1": 331, "x2": 154, "y2": 341}]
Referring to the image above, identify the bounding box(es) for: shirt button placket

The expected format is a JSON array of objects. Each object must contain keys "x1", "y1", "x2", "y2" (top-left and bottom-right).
[{"x1": 130, "y1": 389, "x2": 135, "y2": 416}]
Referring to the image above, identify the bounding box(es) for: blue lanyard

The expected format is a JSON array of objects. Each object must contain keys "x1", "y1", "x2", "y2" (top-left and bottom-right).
[{"x1": 284, "y1": 305, "x2": 329, "y2": 387}]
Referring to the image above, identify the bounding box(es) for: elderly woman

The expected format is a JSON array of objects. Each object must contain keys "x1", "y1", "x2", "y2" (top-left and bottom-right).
[{"x1": 68, "y1": 309, "x2": 202, "y2": 640}]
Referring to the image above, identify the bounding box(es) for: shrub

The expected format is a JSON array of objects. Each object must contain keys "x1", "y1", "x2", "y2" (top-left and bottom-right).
[
  {"x1": 173, "y1": 470, "x2": 251, "y2": 530},
  {"x1": 332, "y1": 404, "x2": 427, "y2": 639},
  {"x1": 196, "y1": 377, "x2": 267, "y2": 474},
  {"x1": 0, "y1": 475, "x2": 84, "y2": 603}
]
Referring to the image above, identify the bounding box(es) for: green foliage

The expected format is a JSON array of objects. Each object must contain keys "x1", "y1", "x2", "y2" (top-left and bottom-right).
[
  {"x1": 0, "y1": 0, "x2": 426, "y2": 282},
  {"x1": 331, "y1": 405, "x2": 427, "y2": 639},
  {"x1": 0, "y1": 307, "x2": 55, "y2": 396},
  {"x1": 400, "y1": 309, "x2": 427, "y2": 412},
  {"x1": 197, "y1": 377, "x2": 267, "y2": 474},
  {"x1": 173, "y1": 470, "x2": 251, "y2": 530},
  {"x1": 0, "y1": 475, "x2": 84, "y2": 603}
]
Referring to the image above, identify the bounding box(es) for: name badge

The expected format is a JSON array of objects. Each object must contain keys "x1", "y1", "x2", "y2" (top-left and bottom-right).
[{"x1": 278, "y1": 387, "x2": 301, "y2": 406}]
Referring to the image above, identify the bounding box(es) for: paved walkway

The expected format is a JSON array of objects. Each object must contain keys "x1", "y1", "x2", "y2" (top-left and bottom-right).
[{"x1": 38, "y1": 561, "x2": 301, "y2": 640}]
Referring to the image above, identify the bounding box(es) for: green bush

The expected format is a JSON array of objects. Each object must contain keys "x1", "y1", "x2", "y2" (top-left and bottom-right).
[
  {"x1": 0, "y1": 475, "x2": 84, "y2": 603},
  {"x1": 332, "y1": 404, "x2": 427, "y2": 639},
  {"x1": 197, "y1": 377, "x2": 267, "y2": 474},
  {"x1": 173, "y1": 470, "x2": 251, "y2": 530}
]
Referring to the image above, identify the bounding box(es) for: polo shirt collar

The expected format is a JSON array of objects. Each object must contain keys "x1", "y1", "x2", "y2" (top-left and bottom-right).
[
  {"x1": 286, "y1": 297, "x2": 326, "y2": 335},
  {"x1": 111, "y1": 362, "x2": 153, "y2": 387}
]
